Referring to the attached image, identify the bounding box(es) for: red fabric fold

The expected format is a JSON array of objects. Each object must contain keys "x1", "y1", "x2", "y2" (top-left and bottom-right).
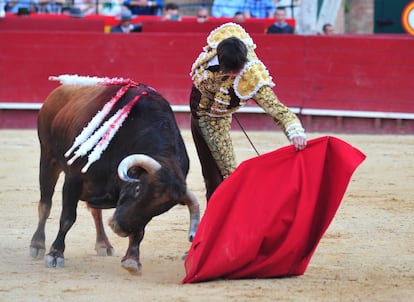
[{"x1": 182, "y1": 136, "x2": 366, "y2": 283}]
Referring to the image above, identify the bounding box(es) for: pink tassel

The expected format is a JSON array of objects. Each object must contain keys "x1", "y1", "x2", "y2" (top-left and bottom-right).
[
  {"x1": 99, "y1": 78, "x2": 138, "y2": 87},
  {"x1": 81, "y1": 95, "x2": 142, "y2": 173}
]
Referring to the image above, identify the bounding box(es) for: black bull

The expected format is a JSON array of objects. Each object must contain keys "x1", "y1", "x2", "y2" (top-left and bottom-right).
[{"x1": 29, "y1": 83, "x2": 200, "y2": 274}]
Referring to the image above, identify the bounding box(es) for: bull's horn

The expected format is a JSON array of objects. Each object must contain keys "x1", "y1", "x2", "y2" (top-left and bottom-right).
[{"x1": 118, "y1": 154, "x2": 162, "y2": 182}]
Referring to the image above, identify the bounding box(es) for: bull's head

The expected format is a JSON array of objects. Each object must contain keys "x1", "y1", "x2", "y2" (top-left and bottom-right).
[{"x1": 109, "y1": 154, "x2": 187, "y2": 237}]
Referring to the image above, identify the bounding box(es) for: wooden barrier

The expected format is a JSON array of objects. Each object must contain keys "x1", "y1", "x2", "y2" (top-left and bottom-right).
[{"x1": 0, "y1": 27, "x2": 413, "y2": 133}]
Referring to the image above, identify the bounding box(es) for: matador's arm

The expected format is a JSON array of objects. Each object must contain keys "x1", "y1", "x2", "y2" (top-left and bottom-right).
[{"x1": 252, "y1": 86, "x2": 306, "y2": 141}]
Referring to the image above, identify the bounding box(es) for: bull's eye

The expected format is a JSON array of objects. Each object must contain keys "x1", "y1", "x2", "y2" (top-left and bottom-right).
[{"x1": 135, "y1": 184, "x2": 140, "y2": 198}]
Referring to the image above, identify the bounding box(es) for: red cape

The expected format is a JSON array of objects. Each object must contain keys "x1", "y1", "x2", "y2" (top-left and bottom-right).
[{"x1": 183, "y1": 136, "x2": 366, "y2": 283}]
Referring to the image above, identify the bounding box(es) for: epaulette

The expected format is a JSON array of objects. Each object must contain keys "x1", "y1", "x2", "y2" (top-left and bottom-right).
[{"x1": 234, "y1": 61, "x2": 275, "y2": 100}]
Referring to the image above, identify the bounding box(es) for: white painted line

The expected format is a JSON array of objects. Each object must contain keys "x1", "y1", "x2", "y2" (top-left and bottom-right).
[{"x1": 1, "y1": 103, "x2": 413, "y2": 120}]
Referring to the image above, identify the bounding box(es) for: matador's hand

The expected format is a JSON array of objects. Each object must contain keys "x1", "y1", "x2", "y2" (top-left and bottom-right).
[{"x1": 291, "y1": 136, "x2": 307, "y2": 151}]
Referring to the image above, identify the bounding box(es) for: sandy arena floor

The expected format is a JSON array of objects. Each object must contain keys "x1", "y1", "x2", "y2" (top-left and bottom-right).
[{"x1": 0, "y1": 129, "x2": 413, "y2": 302}]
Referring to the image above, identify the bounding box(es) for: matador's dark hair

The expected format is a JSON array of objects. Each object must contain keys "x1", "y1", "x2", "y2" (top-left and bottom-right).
[{"x1": 217, "y1": 37, "x2": 248, "y2": 73}]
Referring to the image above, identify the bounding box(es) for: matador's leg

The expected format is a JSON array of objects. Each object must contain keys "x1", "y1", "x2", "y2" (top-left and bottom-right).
[
  {"x1": 190, "y1": 86, "x2": 225, "y2": 200},
  {"x1": 198, "y1": 115, "x2": 236, "y2": 179}
]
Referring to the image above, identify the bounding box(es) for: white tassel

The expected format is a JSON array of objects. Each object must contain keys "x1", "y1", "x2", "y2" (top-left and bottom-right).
[
  {"x1": 81, "y1": 116, "x2": 122, "y2": 173},
  {"x1": 65, "y1": 109, "x2": 107, "y2": 158},
  {"x1": 67, "y1": 111, "x2": 122, "y2": 165},
  {"x1": 65, "y1": 84, "x2": 131, "y2": 158},
  {"x1": 49, "y1": 74, "x2": 107, "y2": 86}
]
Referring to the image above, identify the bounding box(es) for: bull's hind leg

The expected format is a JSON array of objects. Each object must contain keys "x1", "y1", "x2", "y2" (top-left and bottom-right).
[
  {"x1": 45, "y1": 175, "x2": 82, "y2": 268},
  {"x1": 30, "y1": 153, "x2": 61, "y2": 259},
  {"x1": 90, "y1": 208, "x2": 115, "y2": 256}
]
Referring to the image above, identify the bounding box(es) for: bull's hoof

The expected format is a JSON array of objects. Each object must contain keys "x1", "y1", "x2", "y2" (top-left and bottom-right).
[
  {"x1": 45, "y1": 254, "x2": 64, "y2": 268},
  {"x1": 121, "y1": 258, "x2": 142, "y2": 275},
  {"x1": 30, "y1": 246, "x2": 45, "y2": 259},
  {"x1": 95, "y1": 245, "x2": 115, "y2": 257},
  {"x1": 188, "y1": 233, "x2": 195, "y2": 242},
  {"x1": 181, "y1": 251, "x2": 188, "y2": 260}
]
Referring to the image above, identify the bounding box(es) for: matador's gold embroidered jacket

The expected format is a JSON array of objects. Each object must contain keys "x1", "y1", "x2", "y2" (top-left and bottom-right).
[{"x1": 190, "y1": 22, "x2": 306, "y2": 178}]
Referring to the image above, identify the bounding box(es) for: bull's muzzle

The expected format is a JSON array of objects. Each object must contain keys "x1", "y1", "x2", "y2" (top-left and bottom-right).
[{"x1": 108, "y1": 216, "x2": 129, "y2": 237}]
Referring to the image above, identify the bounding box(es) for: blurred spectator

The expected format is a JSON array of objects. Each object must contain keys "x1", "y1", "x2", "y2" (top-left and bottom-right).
[
  {"x1": 245, "y1": 0, "x2": 275, "y2": 18},
  {"x1": 211, "y1": 0, "x2": 244, "y2": 18},
  {"x1": 275, "y1": 0, "x2": 295, "y2": 18},
  {"x1": 196, "y1": 6, "x2": 209, "y2": 23},
  {"x1": 322, "y1": 23, "x2": 334, "y2": 35},
  {"x1": 124, "y1": 0, "x2": 163, "y2": 16},
  {"x1": 0, "y1": 0, "x2": 5, "y2": 17},
  {"x1": 110, "y1": 9, "x2": 142, "y2": 32},
  {"x1": 266, "y1": 7, "x2": 294, "y2": 34},
  {"x1": 233, "y1": 11, "x2": 245, "y2": 23},
  {"x1": 5, "y1": 0, "x2": 39, "y2": 14},
  {"x1": 38, "y1": 0, "x2": 64, "y2": 13},
  {"x1": 67, "y1": 7, "x2": 83, "y2": 17},
  {"x1": 100, "y1": 0, "x2": 123, "y2": 16},
  {"x1": 73, "y1": 0, "x2": 97, "y2": 15},
  {"x1": 162, "y1": 2, "x2": 180, "y2": 21}
]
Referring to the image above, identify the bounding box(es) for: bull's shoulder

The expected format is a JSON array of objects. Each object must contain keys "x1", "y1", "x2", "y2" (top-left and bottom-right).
[
  {"x1": 39, "y1": 85, "x2": 119, "y2": 142},
  {"x1": 42, "y1": 85, "x2": 108, "y2": 111},
  {"x1": 43, "y1": 85, "x2": 119, "y2": 123}
]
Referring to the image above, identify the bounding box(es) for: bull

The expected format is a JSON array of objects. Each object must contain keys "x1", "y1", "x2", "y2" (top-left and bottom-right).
[{"x1": 29, "y1": 75, "x2": 200, "y2": 274}]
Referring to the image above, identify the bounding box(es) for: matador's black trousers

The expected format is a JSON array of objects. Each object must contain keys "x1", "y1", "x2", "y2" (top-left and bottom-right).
[{"x1": 189, "y1": 86, "x2": 223, "y2": 201}]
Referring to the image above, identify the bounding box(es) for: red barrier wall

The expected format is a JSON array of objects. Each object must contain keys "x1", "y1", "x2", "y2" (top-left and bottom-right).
[
  {"x1": 0, "y1": 31, "x2": 201, "y2": 105},
  {"x1": 302, "y1": 35, "x2": 414, "y2": 112},
  {"x1": 0, "y1": 29, "x2": 413, "y2": 132},
  {"x1": 0, "y1": 15, "x2": 104, "y2": 31}
]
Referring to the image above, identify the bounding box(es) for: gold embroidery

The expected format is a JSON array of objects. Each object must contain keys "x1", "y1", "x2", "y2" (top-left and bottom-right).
[
  {"x1": 253, "y1": 86, "x2": 305, "y2": 138},
  {"x1": 234, "y1": 61, "x2": 275, "y2": 100},
  {"x1": 206, "y1": 22, "x2": 256, "y2": 49},
  {"x1": 199, "y1": 115, "x2": 236, "y2": 178}
]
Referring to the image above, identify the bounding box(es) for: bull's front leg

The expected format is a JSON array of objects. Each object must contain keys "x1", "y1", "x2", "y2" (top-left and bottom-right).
[
  {"x1": 45, "y1": 176, "x2": 81, "y2": 268},
  {"x1": 121, "y1": 229, "x2": 144, "y2": 275}
]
